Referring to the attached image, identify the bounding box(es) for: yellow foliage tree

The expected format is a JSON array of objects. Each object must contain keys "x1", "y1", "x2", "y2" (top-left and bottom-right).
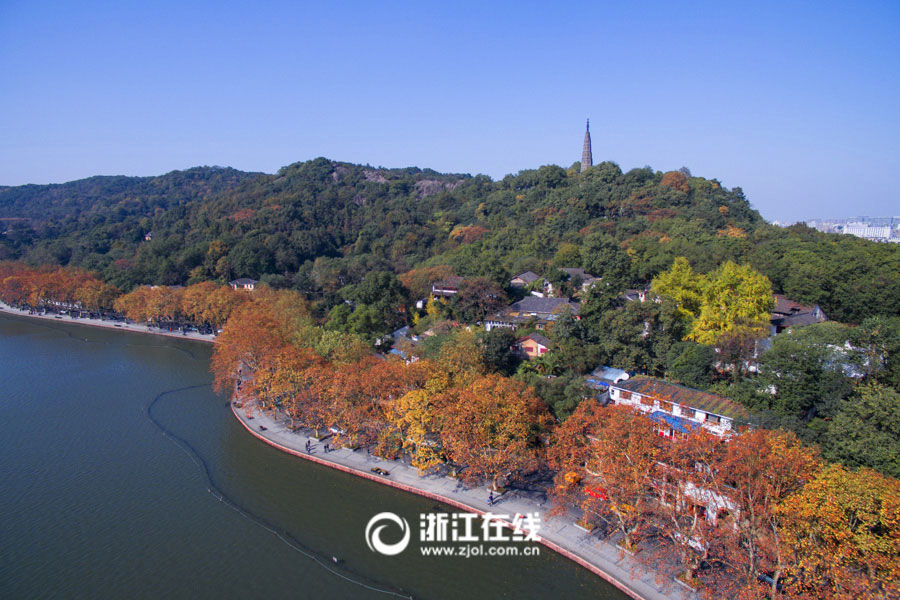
[{"x1": 687, "y1": 261, "x2": 773, "y2": 345}]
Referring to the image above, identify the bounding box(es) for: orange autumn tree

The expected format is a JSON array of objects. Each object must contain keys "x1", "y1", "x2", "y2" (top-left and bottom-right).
[
  {"x1": 386, "y1": 358, "x2": 458, "y2": 473},
  {"x1": 439, "y1": 374, "x2": 552, "y2": 489},
  {"x1": 308, "y1": 356, "x2": 376, "y2": 448},
  {"x1": 114, "y1": 286, "x2": 155, "y2": 323},
  {"x1": 74, "y1": 278, "x2": 120, "y2": 312},
  {"x1": 251, "y1": 344, "x2": 324, "y2": 416},
  {"x1": 211, "y1": 297, "x2": 294, "y2": 395},
  {"x1": 0, "y1": 273, "x2": 32, "y2": 306},
  {"x1": 180, "y1": 281, "x2": 250, "y2": 329},
  {"x1": 777, "y1": 464, "x2": 900, "y2": 600},
  {"x1": 579, "y1": 405, "x2": 662, "y2": 552},
  {"x1": 296, "y1": 361, "x2": 341, "y2": 438},
  {"x1": 703, "y1": 429, "x2": 822, "y2": 600},
  {"x1": 146, "y1": 285, "x2": 184, "y2": 324},
  {"x1": 359, "y1": 357, "x2": 432, "y2": 457},
  {"x1": 180, "y1": 281, "x2": 219, "y2": 324},
  {"x1": 398, "y1": 265, "x2": 455, "y2": 300},
  {"x1": 649, "y1": 430, "x2": 727, "y2": 585},
  {"x1": 390, "y1": 389, "x2": 443, "y2": 472},
  {"x1": 547, "y1": 399, "x2": 608, "y2": 516}
]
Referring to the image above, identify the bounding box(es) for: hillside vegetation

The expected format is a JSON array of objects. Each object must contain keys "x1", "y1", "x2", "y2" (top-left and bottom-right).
[{"x1": 2, "y1": 158, "x2": 898, "y2": 324}]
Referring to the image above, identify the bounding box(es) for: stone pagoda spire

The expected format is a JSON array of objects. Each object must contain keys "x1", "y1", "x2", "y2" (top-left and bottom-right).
[{"x1": 581, "y1": 119, "x2": 593, "y2": 173}]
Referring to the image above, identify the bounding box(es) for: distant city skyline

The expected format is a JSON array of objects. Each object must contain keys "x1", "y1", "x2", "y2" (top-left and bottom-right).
[
  {"x1": 784, "y1": 215, "x2": 900, "y2": 243},
  {"x1": 1, "y1": 1, "x2": 898, "y2": 222}
]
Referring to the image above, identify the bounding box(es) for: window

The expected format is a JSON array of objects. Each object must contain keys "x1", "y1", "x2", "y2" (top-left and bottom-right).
[
  {"x1": 618, "y1": 390, "x2": 632, "y2": 401},
  {"x1": 659, "y1": 401, "x2": 673, "y2": 412},
  {"x1": 706, "y1": 414, "x2": 721, "y2": 425},
  {"x1": 680, "y1": 407, "x2": 695, "y2": 419},
  {"x1": 640, "y1": 396, "x2": 654, "y2": 407}
]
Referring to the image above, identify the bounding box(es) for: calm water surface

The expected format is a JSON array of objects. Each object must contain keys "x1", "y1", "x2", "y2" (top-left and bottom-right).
[{"x1": 0, "y1": 314, "x2": 627, "y2": 599}]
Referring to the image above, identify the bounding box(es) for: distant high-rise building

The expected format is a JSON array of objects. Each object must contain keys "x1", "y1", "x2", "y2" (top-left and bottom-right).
[
  {"x1": 843, "y1": 223, "x2": 892, "y2": 240},
  {"x1": 581, "y1": 119, "x2": 592, "y2": 173}
]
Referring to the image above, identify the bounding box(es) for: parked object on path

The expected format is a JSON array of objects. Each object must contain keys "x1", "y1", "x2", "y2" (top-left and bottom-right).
[{"x1": 371, "y1": 467, "x2": 390, "y2": 477}]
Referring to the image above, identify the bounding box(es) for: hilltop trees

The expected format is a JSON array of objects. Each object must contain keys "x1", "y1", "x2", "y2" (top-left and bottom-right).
[{"x1": 0, "y1": 152, "x2": 898, "y2": 599}]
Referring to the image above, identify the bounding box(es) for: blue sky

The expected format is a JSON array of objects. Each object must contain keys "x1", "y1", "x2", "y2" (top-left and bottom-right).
[{"x1": 1, "y1": 1, "x2": 898, "y2": 222}]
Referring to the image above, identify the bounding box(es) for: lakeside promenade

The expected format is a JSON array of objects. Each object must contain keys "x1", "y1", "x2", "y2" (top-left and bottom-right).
[
  {"x1": 0, "y1": 302, "x2": 217, "y2": 344},
  {"x1": 0, "y1": 302, "x2": 694, "y2": 600},
  {"x1": 233, "y1": 403, "x2": 697, "y2": 600}
]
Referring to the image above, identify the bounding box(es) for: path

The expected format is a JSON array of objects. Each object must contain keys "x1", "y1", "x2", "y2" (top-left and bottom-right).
[
  {"x1": 1, "y1": 301, "x2": 696, "y2": 599},
  {"x1": 0, "y1": 302, "x2": 216, "y2": 344},
  {"x1": 233, "y1": 403, "x2": 699, "y2": 600}
]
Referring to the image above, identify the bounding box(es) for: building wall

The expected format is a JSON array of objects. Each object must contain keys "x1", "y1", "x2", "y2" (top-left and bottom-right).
[
  {"x1": 519, "y1": 340, "x2": 548, "y2": 359},
  {"x1": 608, "y1": 386, "x2": 732, "y2": 437}
]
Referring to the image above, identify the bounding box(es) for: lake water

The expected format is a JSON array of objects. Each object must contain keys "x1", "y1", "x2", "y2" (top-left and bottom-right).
[{"x1": 0, "y1": 313, "x2": 627, "y2": 599}]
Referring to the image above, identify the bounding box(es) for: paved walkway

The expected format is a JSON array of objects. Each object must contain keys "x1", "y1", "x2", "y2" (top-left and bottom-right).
[
  {"x1": 0, "y1": 302, "x2": 216, "y2": 344},
  {"x1": 1, "y1": 301, "x2": 695, "y2": 599},
  {"x1": 233, "y1": 403, "x2": 698, "y2": 600}
]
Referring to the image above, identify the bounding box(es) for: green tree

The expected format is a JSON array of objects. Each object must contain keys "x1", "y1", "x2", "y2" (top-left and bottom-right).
[
  {"x1": 756, "y1": 322, "x2": 856, "y2": 430},
  {"x1": 823, "y1": 384, "x2": 900, "y2": 478},
  {"x1": 480, "y1": 327, "x2": 520, "y2": 376},
  {"x1": 580, "y1": 232, "x2": 632, "y2": 290},
  {"x1": 854, "y1": 315, "x2": 900, "y2": 388},
  {"x1": 665, "y1": 341, "x2": 717, "y2": 389}
]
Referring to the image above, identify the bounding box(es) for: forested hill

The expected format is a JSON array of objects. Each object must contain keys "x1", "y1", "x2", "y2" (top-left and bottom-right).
[{"x1": 1, "y1": 157, "x2": 898, "y2": 323}]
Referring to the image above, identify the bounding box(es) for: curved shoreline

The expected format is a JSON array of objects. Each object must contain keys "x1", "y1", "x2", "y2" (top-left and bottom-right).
[
  {"x1": 0, "y1": 303, "x2": 217, "y2": 344},
  {"x1": 1, "y1": 303, "x2": 688, "y2": 600},
  {"x1": 231, "y1": 403, "x2": 694, "y2": 600}
]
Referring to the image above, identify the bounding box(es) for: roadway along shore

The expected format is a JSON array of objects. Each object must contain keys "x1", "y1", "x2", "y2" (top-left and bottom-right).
[
  {"x1": 1, "y1": 302, "x2": 694, "y2": 600},
  {"x1": 232, "y1": 402, "x2": 698, "y2": 600},
  {"x1": 0, "y1": 302, "x2": 217, "y2": 344}
]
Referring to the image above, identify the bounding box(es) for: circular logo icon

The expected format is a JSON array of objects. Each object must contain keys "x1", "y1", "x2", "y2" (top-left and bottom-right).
[{"x1": 365, "y1": 512, "x2": 411, "y2": 556}]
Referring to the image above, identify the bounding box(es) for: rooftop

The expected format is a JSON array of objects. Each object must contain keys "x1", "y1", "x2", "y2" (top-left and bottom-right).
[
  {"x1": 614, "y1": 376, "x2": 750, "y2": 421},
  {"x1": 512, "y1": 271, "x2": 540, "y2": 284},
  {"x1": 433, "y1": 276, "x2": 464, "y2": 288},
  {"x1": 590, "y1": 365, "x2": 630, "y2": 383},
  {"x1": 560, "y1": 267, "x2": 597, "y2": 281},
  {"x1": 508, "y1": 296, "x2": 579, "y2": 315},
  {"x1": 773, "y1": 294, "x2": 819, "y2": 316},
  {"x1": 518, "y1": 332, "x2": 552, "y2": 347}
]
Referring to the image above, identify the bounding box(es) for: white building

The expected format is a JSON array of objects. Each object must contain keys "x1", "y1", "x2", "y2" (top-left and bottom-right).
[{"x1": 607, "y1": 376, "x2": 749, "y2": 438}]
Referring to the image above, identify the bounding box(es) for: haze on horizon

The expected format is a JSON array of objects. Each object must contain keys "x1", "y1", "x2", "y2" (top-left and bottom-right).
[{"x1": 1, "y1": 0, "x2": 898, "y2": 222}]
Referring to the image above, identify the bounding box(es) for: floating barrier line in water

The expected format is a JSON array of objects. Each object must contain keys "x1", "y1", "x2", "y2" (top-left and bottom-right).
[{"x1": 146, "y1": 384, "x2": 414, "y2": 600}]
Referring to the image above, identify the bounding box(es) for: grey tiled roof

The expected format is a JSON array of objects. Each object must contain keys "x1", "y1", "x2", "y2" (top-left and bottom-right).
[{"x1": 614, "y1": 376, "x2": 750, "y2": 421}]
